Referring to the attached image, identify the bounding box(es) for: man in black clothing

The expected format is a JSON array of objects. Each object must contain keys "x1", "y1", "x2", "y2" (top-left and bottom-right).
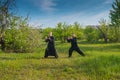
[
  {"x1": 67, "y1": 33, "x2": 85, "y2": 57},
  {"x1": 44, "y1": 32, "x2": 58, "y2": 58}
]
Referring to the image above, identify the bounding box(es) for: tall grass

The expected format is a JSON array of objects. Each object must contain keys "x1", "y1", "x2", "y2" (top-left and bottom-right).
[{"x1": 0, "y1": 42, "x2": 120, "y2": 80}]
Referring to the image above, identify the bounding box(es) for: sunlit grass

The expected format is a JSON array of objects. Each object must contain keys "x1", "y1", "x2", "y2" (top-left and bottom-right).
[{"x1": 0, "y1": 42, "x2": 120, "y2": 80}]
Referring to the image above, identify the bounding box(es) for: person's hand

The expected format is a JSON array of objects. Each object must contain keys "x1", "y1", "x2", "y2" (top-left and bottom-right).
[{"x1": 67, "y1": 37, "x2": 70, "y2": 40}]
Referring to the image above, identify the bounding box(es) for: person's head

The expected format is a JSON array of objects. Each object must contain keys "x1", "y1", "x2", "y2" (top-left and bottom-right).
[
  {"x1": 72, "y1": 33, "x2": 76, "y2": 37},
  {"x1": 49, "y1": 32, "x2": 53, "y2": 36}
]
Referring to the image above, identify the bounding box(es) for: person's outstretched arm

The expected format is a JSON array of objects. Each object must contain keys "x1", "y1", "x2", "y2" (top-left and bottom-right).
[
  {"x1": 67, "y1": 37, "x2": 72, "y2": 42},
  {"x1": 45, "y1": 36, "x2": 50, "y2": 42}
]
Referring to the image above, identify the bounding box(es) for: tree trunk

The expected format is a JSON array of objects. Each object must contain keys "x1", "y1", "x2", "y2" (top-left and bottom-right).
[
  {"x1": 0, "y1": 37, "x2": 5, "y2": 51},
  {"x1": 104, "y1": 35, "x2": 108, "y2": 43},
  {"x1": 0, "y1": 21, "x2": 7, "y2": 51},
  {"x1": 101, "y1": 33, "x2": 108, "y2": 43},
  {"x1": 0, "y1": 14, "x2": 7, "y2": 51}
]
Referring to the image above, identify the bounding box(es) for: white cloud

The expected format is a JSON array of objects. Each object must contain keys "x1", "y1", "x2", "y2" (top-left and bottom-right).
[
  {"x1": 29, "y1": 10, "x2": 110, "y2": 28},
  {"x1": 53, "y1": 11, "x2": 110, "y2": 26},
  {"x1": 104, "y1": 0, "x2": 114, "y2": 4},
  {"x1": 41, "y1": 0, "x2": 57, "y2": 12},
  {"x1": 31, "y1": 0, "x2": 57, "y2": 12},
  {"x1": 82, "y1": 11, "x2": 110, "y2": 25}
]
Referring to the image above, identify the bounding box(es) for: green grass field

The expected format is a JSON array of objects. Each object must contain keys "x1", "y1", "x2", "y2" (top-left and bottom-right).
[{"x1": 0, "y1": 42, "x2": 120, "y2": 80}]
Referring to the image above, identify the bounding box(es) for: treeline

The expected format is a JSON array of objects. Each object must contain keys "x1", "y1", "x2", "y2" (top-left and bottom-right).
[
  {"x1": 0, "y1": 0, "x2": 120, "y2": 53},
  {"x1": 42, "y1": 19, "x2": 120, "y2": 43}
]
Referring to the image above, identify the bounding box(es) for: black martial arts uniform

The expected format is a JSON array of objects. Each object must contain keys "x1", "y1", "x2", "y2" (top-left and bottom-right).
[
  {"x1": 67, "y1": 37, "x2": 85, "y2": 57},
  {"x1": 44, "y1": 36, "x2": 58, "y2": 58}
]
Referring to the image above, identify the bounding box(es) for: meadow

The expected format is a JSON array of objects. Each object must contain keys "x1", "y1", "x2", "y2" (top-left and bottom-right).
[{"x1": 0, "y1": 42, "x2": 120, "y2": 80}]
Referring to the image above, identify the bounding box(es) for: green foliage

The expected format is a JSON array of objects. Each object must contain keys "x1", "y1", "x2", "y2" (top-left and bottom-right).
[
  {"x1": 98, "y1": 19, "x2": 109, "y2": 43},
  {"x1": 72, "y1": 22, "x2": 84, "y2": 39},
  {"x1": 54, "y1": 22, "x2": 63, "y2": 41},
  {"x1": 110, "y1": 0, "x2": 120, "y2": 41},
  {"x1": 84, "y1": 26, "x2": 99, "y2": 42},
  {"x1": 4, "y1": 16, "x2": 42, "y2": 53},
  {"x1": 42, "y1": 22, "x2": 84, "y2": 42},
  {"x1": 42, "y1": 27, "x2": 53, "y2": 39},
  {"x1": 54, "y1": 22, "x2": 73, "y2": 42},
  {"x1": 108, "y1": 26, "x2": 118, "y2": 42}
]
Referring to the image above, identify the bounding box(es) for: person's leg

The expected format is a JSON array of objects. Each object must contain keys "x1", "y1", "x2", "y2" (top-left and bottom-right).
[
  {"x1": 54, "y1": 48, "x2": 58, "y2": 58},
  {"x1": 69, "y1": 47, "x2": 74, "y2": 57},
  {"x1": 75, "y1": 47, "x2": 85, "y2": 56},
  {"x1": 44, "y1": 48, "x2": 48, "y2": 58}
]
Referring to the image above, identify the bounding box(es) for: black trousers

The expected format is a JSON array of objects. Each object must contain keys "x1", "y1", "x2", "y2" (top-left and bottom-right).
[
  {"x1": 44, "y1": 47, "x2": 58, "y2": 58},
  {"x1": 69, "y1": 46, "x2": 85, "y2": 57}
]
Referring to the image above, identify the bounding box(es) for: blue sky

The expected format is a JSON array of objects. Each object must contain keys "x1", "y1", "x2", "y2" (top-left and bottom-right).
[{"x1": 16, "y1": 0, "x2": 114, "y2": 27}]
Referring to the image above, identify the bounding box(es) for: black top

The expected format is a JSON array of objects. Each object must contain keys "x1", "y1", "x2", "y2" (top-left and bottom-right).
[
  {"x1": 45, "y1": 36, "x2": 55, "y2": 48},
  {"x1": 67, "y1": 37, "x2": 78, "y2": 47}
]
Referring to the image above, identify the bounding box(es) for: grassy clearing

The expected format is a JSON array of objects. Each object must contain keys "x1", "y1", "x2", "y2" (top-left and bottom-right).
[{"x1": 0, "y1": 42, "x2": 120, "y2": 80}]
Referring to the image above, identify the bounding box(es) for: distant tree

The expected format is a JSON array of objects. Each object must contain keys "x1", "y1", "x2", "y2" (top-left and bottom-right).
[
  {"x1": 97, "y1": 19, "x2": 109, "y2": 43},
  {"x1": 110, "y1": 0, "x2": 120, "y2": 41},
  {"x1": 73, "y1": 22, "x2": 84, "y2": 40},
  {"x1": 42, "y1": 27, "x2": 53, "y2": 39},
  {"x1": 54, "y1": 22, "x2": 69, "y2": 42},
  {"x1": 5, "y1": 16, "x2": 42, "y2": 53},
  {"x1": 0, "y1": 0, "x2": 16, "y2": 51},
  {"x1": 54, "y1": 22, "x2": 63, "y2": 41},
  {"x1": 84, "y1": 25, "x2": 99, "y2": 42},
  {"x1": 61, "y1": 23, "x2": 69, "y2": 42},
  {"x1": 54, "y1": 22, "x2": 84, "y2": 42}
]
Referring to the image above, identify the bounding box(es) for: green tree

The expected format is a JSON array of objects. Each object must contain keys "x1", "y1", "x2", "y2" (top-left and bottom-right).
[
  {"x1": 97, "y1": 19, "x2": 109, "y2": 43},
  {"x1": 73, "y1": 22, "x2": 84, "y2": 40},
  {"x1": 84, "y1": 26, "x2": 99, "y2": 42},
  {"x1": 42, "y1": 27, "x2": 53, "y2": 39},
  {"x1": 110, "y1": 0, "x2": 120, "y2": 41},
  {"x1": 54, "y1": 22, "x2": 69, "y2": 42},
  {"x1": 61, "y1": 23, "x2": 69, "y2": 42},
  {"x1": 54, "y1": 22, "x2": 84, "y2": 42},
  {"x1": 5, "y1": 16, "x2": 42, "y2": 53},
  {"x1": 0, "y1": 0, "x2": 16, "y2": 51},
  {"x1": 54, "y1": 22, "x2": 63, "y2": 41}
]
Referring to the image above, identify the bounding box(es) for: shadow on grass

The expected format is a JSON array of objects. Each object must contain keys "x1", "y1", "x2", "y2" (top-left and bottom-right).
[
  {"x1": 79, "y1": 41, "x2": 105, "y2": 44},
  {"x1": 0, "y1": 55, "x2": 58, "y2": 60},
  {"x1": 80, "y1": 44, "x2": 120, "y2": 52},
  {"x1": 0, "y1": 57, "x2": 16, "y2": 60}
]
